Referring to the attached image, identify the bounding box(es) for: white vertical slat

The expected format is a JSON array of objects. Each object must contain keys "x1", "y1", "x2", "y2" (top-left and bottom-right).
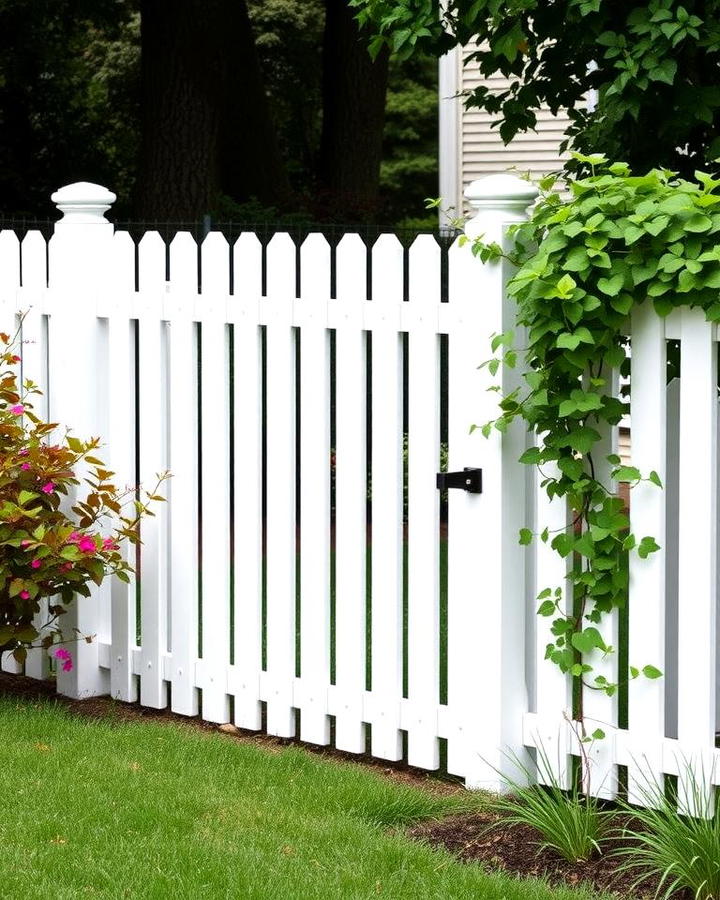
[
  {"x1": 107, "y1": 231, "x2": 138, "y2": 702},
  {"x1": 230, "y1": 234, "x2": 263, "y2": 730},
  {"x1": 18, "y1": 232, "x2": 50, "y2": 680},
  {"x1": 197, "y1": 232, "x2": 231, "y2": 723},
  {"x1": 628, "y1": 302, "x2": 667, "y2": 803},
  {"x1": 664, "y1": 378, "x2": 680, "y2": 740},
  {"x1": 532, "y1": 461, "x2": 573, "y2": 789},
  {"x1": 136, "y1": 232, "x2": 169, "y2": 708},
  {"x1": 0, "y1": 230, "x2": 21, "y2": 322},
  {"x1": 0, "y1": 229, "x2": 21, "y2": 675},
  {"x1": 0, "y1": 231, "x2": 21, "y2": 674},
  {"x1": 445, "y1": 237, "x2": 487, "y2": 781},
  {"x1": 298, "y1": 234, "x2": 332, "y2": 744},
  {"x1": 583, "y1": 368, "x2": 619, "y2": 801},
  {"x1": 166, "y1": 233, "x2": 200, "y2": 716},
  {"x1": 368, "y1": 235, "x2": 404, "y2": 761},
  {"x1": 406, "y1": 235, "x2": 441, "y2": 770},
  {"x1": 677, "y1": 307, "x2": 717, "y2": 813},
  {"x1": 332, "y1": 234, "x2": 368, "y2": 753},
  {"x1": 263, "y1": 233, "x2": 297, "y2": 737}
]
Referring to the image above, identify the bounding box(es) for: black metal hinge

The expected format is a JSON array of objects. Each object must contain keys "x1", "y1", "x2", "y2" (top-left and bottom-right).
[{"x1": 436, "y1": 468, "x2": 482, "y2": 494}]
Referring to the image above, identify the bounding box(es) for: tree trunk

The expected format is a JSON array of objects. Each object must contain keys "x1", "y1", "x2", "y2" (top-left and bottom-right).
[
  {"x1": 136, "y1": 0, "x2": 288, "y2": 221},
  {"x1": 318, "y1": 0, "x2": 389, "y2": 222}
]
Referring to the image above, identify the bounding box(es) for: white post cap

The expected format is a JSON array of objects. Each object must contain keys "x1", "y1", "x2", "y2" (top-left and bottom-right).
[
  {"x1": 464, "y1": 173, "x2": 539, "y2": 213},
  {"x1": 51, "y1": 182, "x2": 117, "y2": 225}
]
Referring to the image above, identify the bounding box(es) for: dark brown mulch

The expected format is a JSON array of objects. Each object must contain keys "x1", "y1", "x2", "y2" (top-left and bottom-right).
[{"x1": 408, "y1": 810, "x2": 685, "y2": 899}]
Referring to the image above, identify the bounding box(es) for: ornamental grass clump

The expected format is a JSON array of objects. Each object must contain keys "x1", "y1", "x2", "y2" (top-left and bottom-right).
[
  {"x1": 0, "y1": 327, "x2": 165, "y2": 666},
  {"x1": 489, "y1": 746, "x2": 609, "y2": 863},
  {"x1": 614, "y1": 765, "x2": 720, "y2": 900}
]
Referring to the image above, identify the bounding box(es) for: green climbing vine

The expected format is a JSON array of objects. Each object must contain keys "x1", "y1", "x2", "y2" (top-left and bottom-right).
[{"x1": 472, "y1": 153, "x2": 720, "y2": 722}]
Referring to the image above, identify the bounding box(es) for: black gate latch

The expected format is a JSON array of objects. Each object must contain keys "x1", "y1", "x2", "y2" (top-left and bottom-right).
[{"x1": 436, "y1": 468, "x2": 482, "y2": 494}]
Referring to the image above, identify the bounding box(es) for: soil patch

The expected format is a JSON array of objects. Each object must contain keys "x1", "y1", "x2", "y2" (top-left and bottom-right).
[{"x1": 408, "y1": 810, "x2": 686, "y2": 899}]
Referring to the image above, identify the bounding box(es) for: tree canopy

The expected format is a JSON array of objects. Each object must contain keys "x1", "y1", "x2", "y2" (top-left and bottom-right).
[{"x1": 352, "y1": 0, "x2": 720, "y2": 176}]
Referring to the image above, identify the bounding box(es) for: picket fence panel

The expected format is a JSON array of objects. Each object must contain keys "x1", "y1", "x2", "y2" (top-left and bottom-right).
[{"x1": 2, "y1": 175, "x2": 719, "y2": 808}]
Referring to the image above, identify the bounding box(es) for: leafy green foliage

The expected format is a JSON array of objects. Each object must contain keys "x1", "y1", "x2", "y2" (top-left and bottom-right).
[
  {"x1": 472, "y1": 154, "x2": 720, "y2": 705},
  {"x1": 490, "y1": 747, "x2": 609, "y2": 862},
  {"x1": 351, "y1": 0, "x2": 720, "y2": 176},
  {"x1": 0, "y1": 321, "x2": 166, "y2": 663},
  {"x1": 615, "y1": 766, "x2": 720, "y2": 899}
]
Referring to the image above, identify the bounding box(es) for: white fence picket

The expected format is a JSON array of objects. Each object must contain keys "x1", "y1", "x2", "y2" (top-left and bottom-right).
[
  {"x1": 107, "y1": 231, "x2": 138, "y2": 702},
  {"x1": 332, "y1": 234, "x2": 368, "y2": 754},
  {"x1": 136, "y1": 232, "x2": 169, "y2": 709},
  {"x1": 0, "y1": 230, "x2": 21, "y2": 675},
  {"x1": 627, "y1": 302, "x2": 667, "y2": 803},
  {"x1": 230, "y1": 234, "x2": 263, "y2": 730},
  {"x1": 298, "y1": 234, "x2": 332, "y2": 745},
  {"x1": 368, "y1": 235, "x2": 404, "y2": 761},
  {"x1": 583, "y1": 371, "x2": 620, "y2": 801},
  {"x1": 445, "y1": 238, "x2": 489, "y2": 782},
  {"x1": 165, "y1": 233, "x2": 200, "y2": 716},
  {"x1": 263, "y1": 233, "x2": 297, "y2": 738},
  {"x1": 676, "y1": 307, "x2": 717, "y2": 813},
  {"x1": 19, "y1": 232, "x2": 50, "y2": 680},
  {"x1": 197, "y1": 233, "x2": 232, "y2": 724},
  {"x1": 531, "y1": 462, "x2": 573, "y2": 789},
  {"x1": 406, "y1": 235, "x2": 441, "y2": 770}
]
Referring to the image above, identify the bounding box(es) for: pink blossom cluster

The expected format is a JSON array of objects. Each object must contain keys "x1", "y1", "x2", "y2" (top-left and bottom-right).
[{"x1": 53, "y1": 647, "x2": 72, "y2": 672}]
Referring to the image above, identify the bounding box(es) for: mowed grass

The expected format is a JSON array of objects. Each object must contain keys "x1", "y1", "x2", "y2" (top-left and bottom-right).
[{"x1": 0, "y1": 696, "x2": 607, "y2": 900}]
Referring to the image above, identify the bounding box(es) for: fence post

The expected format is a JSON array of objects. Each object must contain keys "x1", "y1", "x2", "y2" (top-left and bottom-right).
[
  {"x1": 447, "y1": 174, "x2": 537, "y2": 790},
  {"x1": 49, "y1": 182, "x2": 117, "y2": 699}
]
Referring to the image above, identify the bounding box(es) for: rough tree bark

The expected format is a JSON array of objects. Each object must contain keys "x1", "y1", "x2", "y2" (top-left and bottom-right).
[
  {"x1": 318, "y1": 0, "x2": 390, "y2": 222},
  {"x1": 136, "y1": 0, "x2": 288, "y2": 221}
]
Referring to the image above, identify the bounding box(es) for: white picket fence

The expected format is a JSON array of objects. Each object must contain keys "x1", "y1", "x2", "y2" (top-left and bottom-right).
[{"x1": 1, "y1": 178, "x2": 719, "y2": 805}]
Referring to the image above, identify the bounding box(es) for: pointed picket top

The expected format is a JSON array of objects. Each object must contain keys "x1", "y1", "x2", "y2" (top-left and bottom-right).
[
  {"x1": 336, "y1": 233, "x2": 366, "y2": 301},
  {"x1": 112, "y1": 230, "x2": 137, "y2": 294},
  {"x1": 266, "y1": 232, "x2": 295, "y2": 298},
  {"x1": 51, "y1": 182, "x2": 116, "y2": 225},
  {"x1": 371, "y1": 234, "x2": 403, "y2": 305},
  {"x1": 300, "y1": 233, "x2": 331, "y2": 299},
  {"x1": 448, "y1": 234, "x2": 478, "y2": 304},
  {"x1": 200, "y1": 232, "x2": 229, "y2": 296},
  {"x1": 138, "y1": 231, "x2": 166, "y2": 291},
  {"x1": 408, "y1": 235, "x2": 440, "y2": 308},
  {"x1": 233, "y1": 233, "x2": 262, "y2": 299},
  {"x1": 21, "y1": 231, "x2": 47, "y2": 289},
  {"x1": 0, "y1": 231, "x2": 20, "y2": 291},
  {"x1": 166, "y1": 232, "x2": 197, "y2": 293}
]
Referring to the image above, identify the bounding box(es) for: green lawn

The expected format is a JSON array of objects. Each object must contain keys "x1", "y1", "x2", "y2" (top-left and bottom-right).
[{"x1": 0, "y1": 695, "x2": 608, "y2": 900}]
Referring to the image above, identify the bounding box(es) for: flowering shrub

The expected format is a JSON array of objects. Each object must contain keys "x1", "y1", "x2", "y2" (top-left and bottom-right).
[{"x1": 0, "y1": 327, "x2": 166, "y2": 668}]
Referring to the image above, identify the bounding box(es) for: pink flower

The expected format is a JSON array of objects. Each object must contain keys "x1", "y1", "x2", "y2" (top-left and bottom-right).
[
  {"x1": 19, "y1": 590, "x2": 30, "y2": 600},
  {"x1": 78, "y1": 536, "x2": 95, "y2": 553},
  {"x1": 41, "y1": 482, "x2": 55, "y2": 494},
  {"x1": 54, "y1": 648, "x2": 73, "y2": 672},
  {"x1": 102, "y1": 537, "x2": 118, "y2": 551},
  {"x1": 19, "y1": 449, "x2": 28, "y2": 456},
  {"x1": 10, "y1": 404, "x2": 24, "y2": 415},
  {"x1": 20, "y1": 463, "x2": 30, "y2": 470},
  {"x1": 31, "y1": 558, "x2": 41, "y2": 569},
  {"x1": 62, "y1": 562, "x2": 73, "y2": 571},
  {"x1": 10, "y1": 355, "x2": 21, "y2": 363},
  {"x1": 20, "y1": 539, "x2": 31, "y2": 547},
  {"x1": 67, "y1": 532, "x2": 80, "y2": 543}
]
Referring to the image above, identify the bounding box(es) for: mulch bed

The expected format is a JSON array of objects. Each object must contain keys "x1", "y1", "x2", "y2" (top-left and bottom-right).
[{"x1": 408, "y1": 810, "x2": 684, "y2": 899}]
